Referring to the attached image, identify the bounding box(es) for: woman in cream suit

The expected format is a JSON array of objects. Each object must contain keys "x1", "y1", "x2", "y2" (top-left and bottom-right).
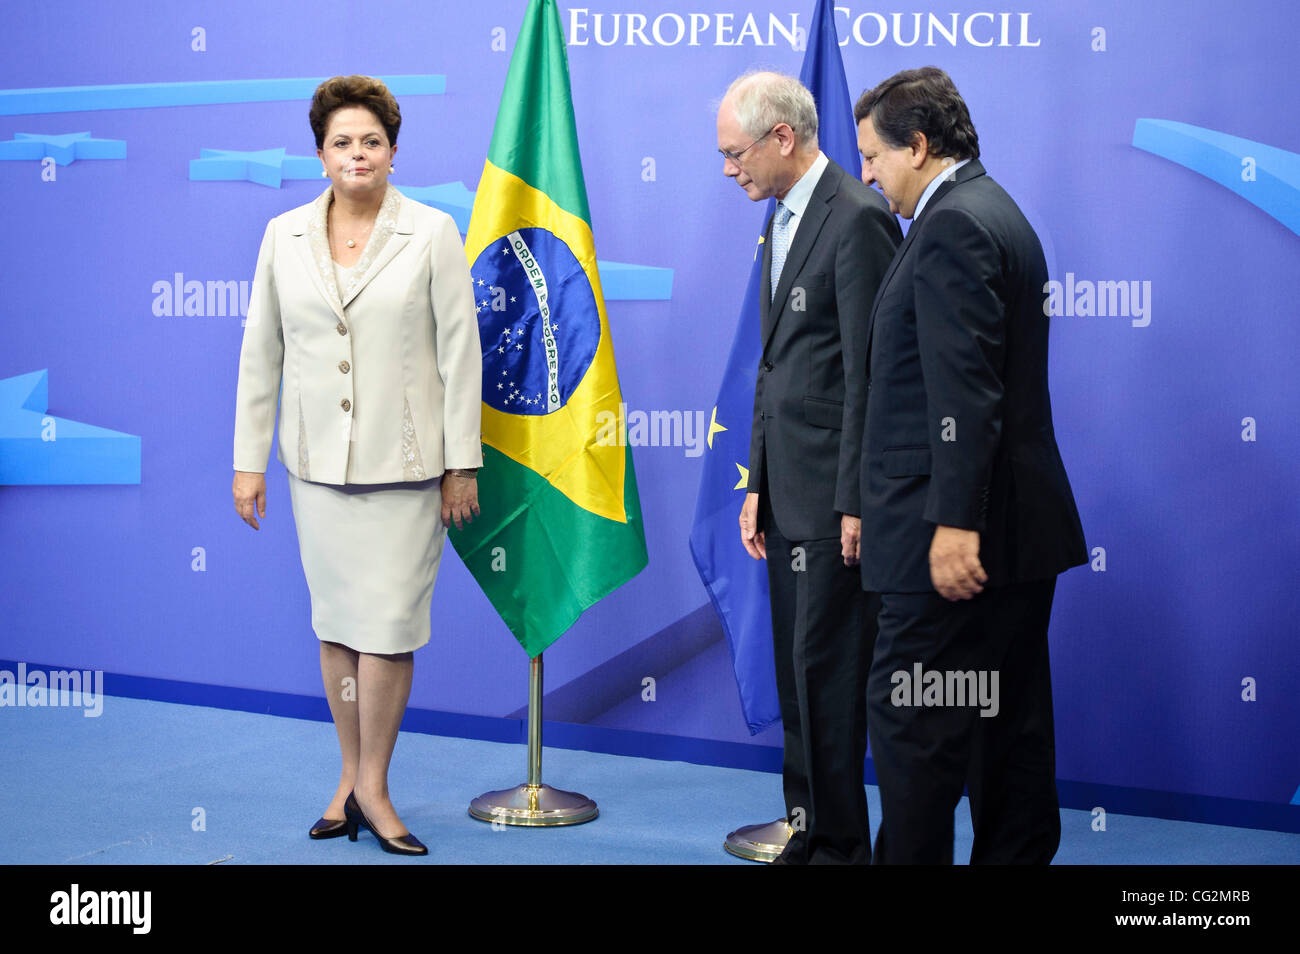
[{"x1": 232, "y1": 75, "x2": 482, "y2": 857}]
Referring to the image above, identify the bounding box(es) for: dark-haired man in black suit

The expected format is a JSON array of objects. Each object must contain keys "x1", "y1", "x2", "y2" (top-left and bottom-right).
[
  {"x1": 717, "y1": 70, "x2": 901, "y2": 864},
  {"x1": 854, "y1": 67, "x2": 1087, "y2": 864}
]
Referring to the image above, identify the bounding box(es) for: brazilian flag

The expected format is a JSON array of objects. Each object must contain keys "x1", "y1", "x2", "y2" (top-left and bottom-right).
[{"x1": 450, "y1": 0, "x2": 648, "y2": 657}]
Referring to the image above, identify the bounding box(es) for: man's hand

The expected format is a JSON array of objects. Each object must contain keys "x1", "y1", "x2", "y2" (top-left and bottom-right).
[
  {"x1": 840, "y1": 514, "x2": 861, "y2": 566},
  {"x1": 441, "y1": 472, "x2": 480, "y2": 530},
  {"x1": 233, "y1": 471, "x2": 266, "y2": 530},
  {"x1": 929, "y1": 525, "x2": 986, "y2": 600},
  {"x1": 740, "y1": 492, "x2": 766, "y2": 560}
]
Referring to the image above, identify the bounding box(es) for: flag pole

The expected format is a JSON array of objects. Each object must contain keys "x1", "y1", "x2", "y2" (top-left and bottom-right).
[
  {"x1": 468, "y1": 652, "x2": 599, "y2": 826},
  {"x1": 459, "y1": 0, "x2": 640, "y2": 828}
]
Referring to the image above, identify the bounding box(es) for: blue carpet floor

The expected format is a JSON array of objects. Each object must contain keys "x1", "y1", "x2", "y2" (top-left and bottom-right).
[{"x1": 4, "y1": 696, "x2": 1298, "y2": 864}]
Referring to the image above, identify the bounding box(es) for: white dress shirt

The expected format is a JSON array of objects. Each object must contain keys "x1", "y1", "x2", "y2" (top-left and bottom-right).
[
  {"x1": 776, "y1": 150, "x2": 829, "y2": 243},
  {"x1": 913, "y1": 157, "x2": 971, "y2": 220}
]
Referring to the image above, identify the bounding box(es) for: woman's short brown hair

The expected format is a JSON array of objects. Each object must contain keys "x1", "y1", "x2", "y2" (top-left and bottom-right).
[{"x1": 309, "y1": 75, "x2": 401, "y2": 150}]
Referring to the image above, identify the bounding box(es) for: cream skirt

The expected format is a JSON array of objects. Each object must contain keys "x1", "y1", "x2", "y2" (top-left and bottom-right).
[{"x1": 286, "y1": 470, "x2": 446, "y2": 654}]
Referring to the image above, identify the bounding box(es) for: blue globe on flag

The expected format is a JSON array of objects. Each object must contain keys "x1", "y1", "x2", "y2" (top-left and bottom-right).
[{"x1": 471, "y1": 227, "x2": 600, "y2": 416}]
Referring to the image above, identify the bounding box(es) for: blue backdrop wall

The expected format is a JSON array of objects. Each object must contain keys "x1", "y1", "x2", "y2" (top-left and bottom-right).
[{"x1": 3, "y1": 0, "x2": 1297, "y2": 832}]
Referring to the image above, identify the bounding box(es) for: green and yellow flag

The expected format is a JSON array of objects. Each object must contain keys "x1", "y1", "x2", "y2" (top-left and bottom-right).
[{"x1": 450, "y1": 0, "x2": 648, "y2": 657}]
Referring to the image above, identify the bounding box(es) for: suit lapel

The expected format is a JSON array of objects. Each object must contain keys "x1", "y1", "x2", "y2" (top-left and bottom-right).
[
  {"x1": 762, "y1": 162, "x2": 838, "y2": 352},
  {"x1": 864, "y1": 217, "x2": 917, "y2": 375},
  {"x1": 868, "y1": 218, "x2": 920, "y2": 325},
  {"x1": 292, "y1": 183, "x2": 409, "y2": 320},
  {"x1": 866, "y1": 159, "x2": 987, "y2": 323},
  {"x1": 865, "y1": 158, "x2": 989, "y2": 362},
  {"x1": 292, "y1": 187, "x2": 345, "y2": 322},
  {"x1": 338, "y1": 184, "x2": 408, "y2": 310},
  {"x1": 865, "y1": 193, "x2": 939, "y2": 372},
  {"x1": 759, "y1": 207, "x2": 774, "y2": 344}
]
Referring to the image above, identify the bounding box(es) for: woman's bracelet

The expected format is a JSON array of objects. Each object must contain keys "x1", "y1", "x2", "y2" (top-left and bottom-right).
[{"x1": 446, "y1": 468, "x2": 479, "y2": 479}]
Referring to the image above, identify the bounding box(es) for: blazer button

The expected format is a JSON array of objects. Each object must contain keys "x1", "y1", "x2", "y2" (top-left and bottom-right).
[
  {"x1": 336, "y1": 322, "x2": 348, "y2": 336},
  {"x1": 340, "y1": 398, "x2": 352, "y2": 412},
  {"x1": 763, "y1": 361, "x2": 774, "y2": 372},
  {"x1": 339, "y1": 360, "x2": 351, "y2": 373}
]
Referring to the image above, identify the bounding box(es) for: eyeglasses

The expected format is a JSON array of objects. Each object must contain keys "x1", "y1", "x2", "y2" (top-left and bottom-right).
[{"x1": 719, "y1": 126, "x2": 777, "y2": 163}]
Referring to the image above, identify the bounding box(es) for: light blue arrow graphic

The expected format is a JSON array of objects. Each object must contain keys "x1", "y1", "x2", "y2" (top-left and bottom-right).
[
  {"x1": 1133, "y1": 119, "x2": 1300, "y2": 236},
  {"x1": 0, "y1": 370, "x2": 141, "y2": 485},
  {"x1": 596, "y1": 260, "x2": 675, "y2": 300},
  {"x1": 402, "y1": 182, "x2": 675, "y2": 301},
  {"x1": 398, "y1": 182, "x2": 476, "y2": 232},
  {"x1": 0, "y1": 75, "x2": 445, "y2": 116},
  {"x1": 0, "y1": 131, "x2": 126, "y2": 165},
  {"x1": 189, "y1": 147, "x2": 319, "y2": 187}
]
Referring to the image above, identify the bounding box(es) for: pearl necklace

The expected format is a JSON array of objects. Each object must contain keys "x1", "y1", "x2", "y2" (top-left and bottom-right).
[{"x1": 328, "y1": 203, "x2": 374, "y2": 252}]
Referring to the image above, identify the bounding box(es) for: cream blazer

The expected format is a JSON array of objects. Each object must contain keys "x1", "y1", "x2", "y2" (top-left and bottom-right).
[{"x1": 233, "y1": 184, "x2": 483, "y2": 484}]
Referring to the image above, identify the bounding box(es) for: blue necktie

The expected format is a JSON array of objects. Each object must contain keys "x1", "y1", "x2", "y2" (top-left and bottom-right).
[{"x1": 770, "y1": 201, "x2": 793, "y2": 302}]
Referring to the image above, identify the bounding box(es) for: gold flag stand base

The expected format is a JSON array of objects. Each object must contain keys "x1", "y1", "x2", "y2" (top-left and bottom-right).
[
  {"x1": 724, "y1": 818, "x2": 791, "y2": 862},
  {"x1": 467, "y1": 653, "x2": 599, "y2": 828},
  {"x1": 469, "y1": 783, "x2": 598, "y2": 827}
]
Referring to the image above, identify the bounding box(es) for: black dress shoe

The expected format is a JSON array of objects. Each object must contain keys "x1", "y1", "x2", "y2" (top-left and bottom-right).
[
  {"x1": 309, "y1": 816, "x2": 348, "y2": 839},
  {"x1": 344, "y1": 792, "x2": 428, "y2": 856},
  {"x1": 770, "y1": 832, "x2": 809, "y2": 865}
]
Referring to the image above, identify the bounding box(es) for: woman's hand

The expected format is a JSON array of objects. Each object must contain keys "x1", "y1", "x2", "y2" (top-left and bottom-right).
[
  {"x1": 233, "y1": 471, "x2": 267, "y2": 530},
  {"x1": 441, "y1": 471, "x2": 480, "y2": 530}
]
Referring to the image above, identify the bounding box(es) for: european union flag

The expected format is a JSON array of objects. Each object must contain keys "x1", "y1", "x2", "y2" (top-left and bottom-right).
[{"x1": 688, "y1": 0, "x2": 868, "y2": 733}]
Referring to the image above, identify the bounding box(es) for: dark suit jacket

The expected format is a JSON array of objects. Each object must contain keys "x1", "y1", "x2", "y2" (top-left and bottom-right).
[
  {"x1": 859, "y1": 159, "x2": 1087, "y2": 593},
  {"x1": 748, "y1": 158, "x2": 903, "y2": 541}
]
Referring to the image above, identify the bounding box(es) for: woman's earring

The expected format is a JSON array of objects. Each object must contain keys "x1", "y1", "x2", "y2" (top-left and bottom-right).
[
  {"x1": 389, "y1": 165, "x2": 395, "y2": 174},
  {"x1": 321, "y1": 169, "x2": 328, "y2": 177}
]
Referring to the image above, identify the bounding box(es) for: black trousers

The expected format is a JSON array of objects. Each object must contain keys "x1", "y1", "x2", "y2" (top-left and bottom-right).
[
  {"x1": 866, "y1": 578, "x2": 1061, "y2": 864},
  {"x1": 763, "y1": 496, "x2": 877, "y2": 864}
]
